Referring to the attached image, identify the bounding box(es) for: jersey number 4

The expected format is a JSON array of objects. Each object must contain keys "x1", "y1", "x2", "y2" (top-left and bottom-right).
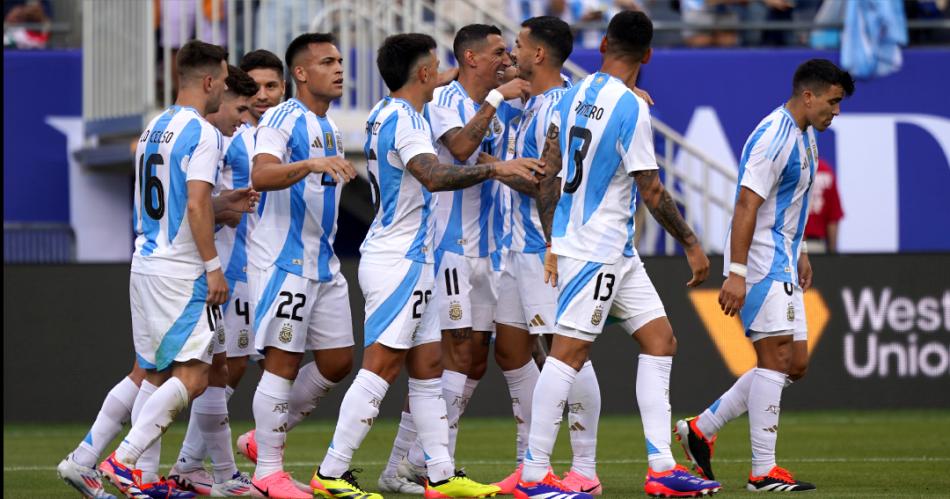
[{"x1": 138, "y1": 153, "x2": 165, "y2": 219}]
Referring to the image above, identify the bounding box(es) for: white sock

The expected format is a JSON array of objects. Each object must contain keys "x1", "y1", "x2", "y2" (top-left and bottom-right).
[
  {"x1": 409, "y1": 378, "x2": 454, "y2": 483},
  {"x1": 116, "y1": 378, "x2": 188, "y2": 471},
  {"x1": 568, "y1": 361, "x2": 600, "y2": 479},
  {"x1": 252, "y1": 371, "x2": 293, "y2": 479},
  {"x1": 191, "y1": 387, "x2": 238, "y2": 483},
  {"x1": 407, "y1": 436, "x2": 427, "y2": 468},
  {"x1": 749, "y1": 368, "x2": 786, "y2": 476},
  {"x1": 697, "y1": 368, "x2": 755, "y2": 438},
  {"x1": 320, "y1": 370, "x2": 390, "y2": 478},
  {"x1": 225, "y1": 385, "x2": 235, "y2": 400},
  {"x1": 383, "y1": 411, "x2": 416, "y2": 477},
  {"x1": 523, "y1": 357, "x2": 577, "y2": 482},
  {"x1": 441, "y1": 370, "x2": 467, "y2": 459},
  {"x1": 287, "y1": 362, "x2": 337, "y2": 430},
  {"x1": 637, "y1": 354, "x2": 675, "y2": 472},
  {"x1": 176, "y1": 405, "x2": 207, "y2": 473},
  {"x1": 503, "y1": 360, "x2": 540, "y2": 464},
  {"x1": 131, "y1": 381, "x2": 162, "y2": 482},
  {"x1": 73, "y1": 376, "x2": 138, "y2": 468}
]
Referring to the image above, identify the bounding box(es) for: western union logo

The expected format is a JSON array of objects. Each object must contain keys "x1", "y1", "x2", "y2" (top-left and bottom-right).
[
  {"x1": 688, "y1": 289, "x2": 829, "y2": 377},
  {"x1": 529, "y1": 314, "x2": 546, "y2": 328}
]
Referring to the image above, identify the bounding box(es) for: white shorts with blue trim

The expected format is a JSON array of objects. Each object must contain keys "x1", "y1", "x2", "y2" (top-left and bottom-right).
[
  {"x1": 360, "y1": 258, "x2": 439, "y2": 350},
  {"x1": 554, "y1": 254, "x2": 666, "y2": 342},
  {"x1": 740, "y1": 278, "x2": 807, "y2": 342},
  {"x1": 220, "y1": 279, "x2": 260, "y2": 358},
  {"x1": 249, "y1": 264, "x2": 354, "y2": 354},
  {"x1": 496, "y1": 251, "x2": 556, "y2": 335},
  {"x1": 434, "y1": 251, "x2": 497, "y2": 332},
  {"x1": 130, "y1": 272, "x2": 216, "y2": 371}
]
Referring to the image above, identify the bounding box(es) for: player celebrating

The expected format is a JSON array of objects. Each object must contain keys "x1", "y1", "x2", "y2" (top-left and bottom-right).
[
  {"x1": 516, "y1": 11, "x2": 721, "y2": 499},
  {"x1": 675, "y1": 59, "x2": 853, "y2": 493},
  {"x1": 96, "y1": 40, "x2": 231, "y2": 498},
  {"x1": 310, "y1": 33, "x2": 542, "y2": 499},
  {"x1": 491, "y1": 16, "x2": 604, "y2": 495},
  {"x1": 168, "y1": 64, "x2": 261, "y2": 497},
  {"x1": 425, "y1": 23, "x2": 531, "y2": 464},
  {"x1": 244, "y1": 32, "x2": 358, "y2": 498}
]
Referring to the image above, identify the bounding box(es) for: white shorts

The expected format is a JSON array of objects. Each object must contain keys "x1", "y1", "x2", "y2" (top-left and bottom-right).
[
  {"x1": 219, "y1": 280, "x2": 259, "y2": 358},
  {"x1": 434, "y1": 251, "x2": 496, "y2": 332},
  {"x1": 741, "y1": 278, "x2": 807, "y2": 342},
  {"x1": 360, "y1": 258, "x2": 440, "y2": 350},
  {"x1": 555, "y1": 254, "x2": 666, "y2": 342},
  {"x1": 495, "y1": 251, "x2": 556, "y2": 335},
  {"x1": 130, "y1": 272, "x2": 216, "y2": 371},
  {"x1": 249, "y1": 264, "x2": 354, "y2": 354}
]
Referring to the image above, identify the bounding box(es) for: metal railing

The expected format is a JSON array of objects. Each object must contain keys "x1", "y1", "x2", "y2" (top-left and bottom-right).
[{"x1": 4, "y1": 223, "x2": 76, "y2": 263}]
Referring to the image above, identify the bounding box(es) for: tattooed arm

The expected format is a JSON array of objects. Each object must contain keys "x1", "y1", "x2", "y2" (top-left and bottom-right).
[
  {"x1": 536, "y1": 123, "x2": 563, "y2": 242},
  {"x1": 477, "y1": 152, "x2": 538, "y2": 197},
  {"x1": 438, "y1": 104, "x2": 498, "y2": 162},
  {"x1": 634, "y1": 169, "x2": 710, "y2": 287},
  {"x1": 251, "y1": 154, "x2": 356, "y2": 191},
  {"x1": 405, "y1": 153, "x2": 543, "y2": 192}
]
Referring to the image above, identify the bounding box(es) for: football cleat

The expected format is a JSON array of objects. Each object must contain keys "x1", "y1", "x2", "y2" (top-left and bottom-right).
[
  {"x1": 492, "y1": 463, "x2": 522, "y2": 495},
  {"x1": 378, "y1": 474, "x2": 425, "y2": 494},
  {"x1": 747, "y1": 466, "x2": 816, "y2": 492},
  {"x1": 515, "y1": 470, "x2": 593, "y2": 499},
  {"x1": 168, "y1": 463, "x2": 213, "y2": 495},
  {"x1": 397, "y1": 456, "x2": 428, "y2": 487},
  {"x1": 99, "y1": 453, "x2": 150, "y2": 499},
  {"x1": 425, "y1": 469, "x2": 501, "y2": 498},
  {"x1": 561, "y1": 469, "x2": 603, "y2": 495},
  {"x1": 311, "y1": 468, "x2": 382, "y2": 499},
  {"x1": 235, "y1": 430, "x2": 258, "y2": 464},
  {"x1": 211, "y1": 471, "x2": 265, "y2": 497},
  {"x1": 139, "y1": 478, "x2": 197, "y2": 499},
  {"x1": 675, "y1": 416, "x2": 717, "y2": 480},
  {"x1": 644, "y1": 465, "x2": 721, "y2": 498},
  {"x1": 252, "y1": 471, "x2": 312, "y2": 499},
  {"x1": 57, "y1": 454, "x2": 117, "y2": 499}
]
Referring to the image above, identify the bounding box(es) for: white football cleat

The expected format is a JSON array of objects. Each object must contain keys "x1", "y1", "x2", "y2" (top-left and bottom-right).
[
  {"x1": 210, "y1": 471, "x2": 264, "y2": 497},
  {"x1": 396, "y1": 456, "x2": 428, "y2": 487},
  {"x1": 168, "y1": 463, "x2": 214, "y2": 495},
  {"x1": 378, "y1": 474, "x2": 425, "y2": 494},
  {"x1": 57, "y1": 454, "x2": 117, "y2": 499}
]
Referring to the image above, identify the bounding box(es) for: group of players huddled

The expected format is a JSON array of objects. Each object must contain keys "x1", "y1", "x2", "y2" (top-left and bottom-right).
[{"x1": 57, "y1": 9, "x2": 854, "y2": 499}]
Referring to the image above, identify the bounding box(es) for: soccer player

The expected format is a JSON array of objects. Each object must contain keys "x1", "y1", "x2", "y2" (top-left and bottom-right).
[
  {"x1": 516, "y1": 11, "x2": 722, "y2": 499},
  {"x1": 168, "y1": 64, "x2": 260, "y2": 497},
  {"x1": 675, "y1": 59, "x2": 853, "y2": 493},
  {"x1": 490, "y1": 16, "x2": 604, "y2": 496},
  {"x1": 310, "y1": 33, "x2": 543, "y2": 499},
  {"x1": 95, "y1": 40, "x2": 232, "y2": 498},
  {"x1": 244, "y1": 32, "x2": 358, "y2": 498},
  {"x1": 425, "y1": 22, "x2": 531, "y2": 465}
]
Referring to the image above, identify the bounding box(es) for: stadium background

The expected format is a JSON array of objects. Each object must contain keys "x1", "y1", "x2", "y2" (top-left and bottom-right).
[{"x1": 3, "y1": 1, "x2": 949, "y2": 496}]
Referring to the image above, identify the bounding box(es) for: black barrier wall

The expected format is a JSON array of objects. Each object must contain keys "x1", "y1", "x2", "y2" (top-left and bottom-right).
[{"x1": 4, "y1": 255, "x2": 949, "y2": 422}]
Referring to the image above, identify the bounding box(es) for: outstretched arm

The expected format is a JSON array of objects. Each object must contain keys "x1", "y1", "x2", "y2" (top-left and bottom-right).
[
  {"x1": 478, "y1": 152, "x2": 539, "y2": 197},
  {"x1": 405, "y1": 153, "x2": 543, "y2": 192}
]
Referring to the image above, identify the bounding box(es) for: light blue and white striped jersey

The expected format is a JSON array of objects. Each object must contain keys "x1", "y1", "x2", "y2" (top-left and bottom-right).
[
  {"x1": 214, "y1": 123, "x2": 255, "y2": 284},
  {"x1": 361, "y1": 97, "x2": 438, "y2": 263},
  {"x1": 511, "y1": 85, "x2": 569, "y2": 254},
  {"x1": 248, "y1": 98, "x2": 344, "y2": 282},
  {"x1": 132, "y1": 105, "x2": 223, "y2": 279},
  {"x1": 551, "y1": 73, "x2": 658, "y2": 264},
  {"x1": 428, "y1": 81, "x2": 522, "y2": 258},
  {"x1": 724, "y1": 106, "x2": 817, "y2": 284}
]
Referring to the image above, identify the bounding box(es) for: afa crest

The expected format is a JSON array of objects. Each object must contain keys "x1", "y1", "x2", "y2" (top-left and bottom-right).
[
  {"x1": 591, "y1": 306, "x2": 604, "y2": 326},
  {"x1": 238, "y1": 329, "x2": 250, "y2": 349},
  {"x1": 449, "y1": 301, "x2": 463, "y2": 321},
  {"x1": 279, "y1": 322, "x2": 293, "y2": 343}
]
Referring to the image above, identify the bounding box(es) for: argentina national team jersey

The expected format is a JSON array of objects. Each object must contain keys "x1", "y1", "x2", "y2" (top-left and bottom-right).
[
  {"x1": 725, "y1": 106, "x2": 816, "y2": 284},
  {"x1": 248, "y1": 98, "x2": 344, "y2": 282},
  {"x1": 132, "y1": 105, "x2": 222, "y2": 279},
  {"x1": 213, "y1": 123, "x2": 255, "y2": 285},
  {"x1": 511, "y1": 86, "x2": 568, "y2": 254},
  {"x1": 428, "y1": 81, "x2": 522, "y2": 257},
  {"x1": 360, "y1": 97, "x2": 438, "y2": 263},
  {"x1": 551, "y1": 72, "x2": 658, "y2": 264}
]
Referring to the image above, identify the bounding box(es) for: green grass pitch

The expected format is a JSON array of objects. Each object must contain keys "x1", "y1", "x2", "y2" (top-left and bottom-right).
[{"x1": 5, "y1": 410, "x2": 949, "y2": 498}]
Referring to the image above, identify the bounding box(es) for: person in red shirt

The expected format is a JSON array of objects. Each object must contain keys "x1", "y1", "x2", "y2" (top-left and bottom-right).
[{"x1": 805, "y1": 159, "x2": 844, "y2": 253}]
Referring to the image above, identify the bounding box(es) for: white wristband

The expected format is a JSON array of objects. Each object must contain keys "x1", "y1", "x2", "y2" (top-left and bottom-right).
[
  {"x1": 204, "y1": 256, "x2": 221, "y2": 273},
  {"x1": 484, "y1": 89, "x2": 504, "y2": 109},
  {"x1": 801, "y1": 240, "x2": 809, "y2": 254},
  {"x1": 729, "y1": 262, "x2": 748, "y2": 278}
]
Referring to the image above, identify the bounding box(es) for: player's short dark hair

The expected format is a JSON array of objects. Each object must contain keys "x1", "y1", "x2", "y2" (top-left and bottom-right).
[
  {"x1": 225, "y1": 65, "x2": 259, "y2": 97},
  {"x1": 792, "y1": 59, "x2": 855, "y2": 97},
  {"x1": 377, "y1": 33, "x2": 437, "y2": 92},
  {"x1": 176, "y1": 40, "x2": 228, "y2": 80},
  {"x1": 285, "y1": 32, "x2": 336, "y2": 69},
  {"x1": 604, "y1": 10, "x2": 653, "y2": 61},
  {"x1": 453, "y1": 24, "x2": 503, "y2": 62},
  {"x1": 240, "y1": 49, "x2": 284, "y2": 78},
  {"x1": 521, "y1": 16, "x2": 573, "y2": 65}
]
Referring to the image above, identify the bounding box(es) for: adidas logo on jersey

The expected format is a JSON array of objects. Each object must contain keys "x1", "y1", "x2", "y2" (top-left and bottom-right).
[{"x1": 529, "y1": 314, "x2": 546, "y2": 327}]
